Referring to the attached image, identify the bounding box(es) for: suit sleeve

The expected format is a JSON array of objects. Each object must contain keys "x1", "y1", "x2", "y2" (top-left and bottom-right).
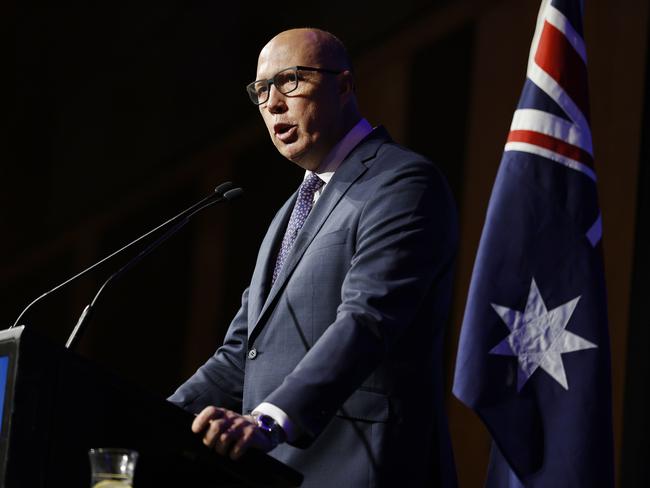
[
  {"x1": 264, "y1": 156, "x2": 458, "y2": 446},
  {"x1": 167, "y1": 287, "x2": 249, "y2": 414}
]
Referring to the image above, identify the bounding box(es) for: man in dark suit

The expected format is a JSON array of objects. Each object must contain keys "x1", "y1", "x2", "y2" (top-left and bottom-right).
[{"x1": 169, "y1": 28, "x2": 458, "y2": 487}]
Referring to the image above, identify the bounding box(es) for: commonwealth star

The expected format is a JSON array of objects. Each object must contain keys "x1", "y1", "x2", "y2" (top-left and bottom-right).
[{"x1": 490, "y1": 278, "x2": 597, "y2": 391}]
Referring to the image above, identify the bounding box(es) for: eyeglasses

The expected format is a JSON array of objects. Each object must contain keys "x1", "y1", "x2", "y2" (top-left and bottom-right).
[{"x1": 246, "y1": 65, "x2": 343, "y2": 105}]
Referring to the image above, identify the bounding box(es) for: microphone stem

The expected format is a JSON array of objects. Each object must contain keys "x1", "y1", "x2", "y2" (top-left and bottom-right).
[
  {"x1": 64, "y1": 196, "x2": 231, "y2": 350},
  {"x1": 11, "y1": 191, "x2": 222, "y2": 329}
]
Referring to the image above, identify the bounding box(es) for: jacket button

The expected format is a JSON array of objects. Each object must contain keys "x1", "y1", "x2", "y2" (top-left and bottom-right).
[{"x1": 248, "y1": 348, "x2": 257, "y2": 359}]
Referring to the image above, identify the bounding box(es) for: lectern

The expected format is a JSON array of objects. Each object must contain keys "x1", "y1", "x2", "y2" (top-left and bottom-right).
[{"x1": 0, "y1": 327, "x2": 303, "y2": 487}]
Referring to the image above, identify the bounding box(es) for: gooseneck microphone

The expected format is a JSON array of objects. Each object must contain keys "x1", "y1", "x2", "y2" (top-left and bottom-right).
[
  {"x1": 11, "y1": 182, "x2": 242, "y2": 343},
  {"x1": 64, "y1": 185, "x2": 243, "y2": 350}
]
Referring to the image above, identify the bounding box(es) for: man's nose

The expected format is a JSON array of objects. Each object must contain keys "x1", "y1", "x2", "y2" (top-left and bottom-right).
[{"x1": 265, "y1": 85, "x2": 287, "y2": 113}]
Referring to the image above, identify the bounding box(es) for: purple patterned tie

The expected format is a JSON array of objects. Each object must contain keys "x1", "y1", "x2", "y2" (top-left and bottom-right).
[{"x1": 272, "y1": 173, "x2": 325, "y2": 284}]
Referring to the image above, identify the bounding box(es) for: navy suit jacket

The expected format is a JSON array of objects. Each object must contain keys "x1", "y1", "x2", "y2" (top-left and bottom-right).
[{"x1": 169, "y1": 127, "x2": 458, "y2": 487}]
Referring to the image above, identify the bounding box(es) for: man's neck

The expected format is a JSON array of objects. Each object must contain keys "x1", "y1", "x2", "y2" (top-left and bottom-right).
[{"x1": 310, "y1": 118, "x2": 373, "y2": 180}]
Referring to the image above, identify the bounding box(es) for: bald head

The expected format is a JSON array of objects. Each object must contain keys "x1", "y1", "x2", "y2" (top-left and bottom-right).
[{"x1": 259, "y1": 28, "x2": 353, "y2": 73}]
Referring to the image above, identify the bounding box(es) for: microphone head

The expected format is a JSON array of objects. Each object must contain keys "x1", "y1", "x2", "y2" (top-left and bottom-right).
[
  {"x1": 223, "y1": 188, "x2": 244, "y2": 201},
  {"x1": 214, "y1": 181, "x2": 235, "y2": 195}
]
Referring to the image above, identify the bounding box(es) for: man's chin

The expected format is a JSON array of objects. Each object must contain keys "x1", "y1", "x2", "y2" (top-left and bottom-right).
[
  {"x1": 279, "y1": 146, "x2": 309, "y2": 168},
  {"x1": 288, "y1": 153, "x2": 320, "y2": 171},
  {"x1": 274, "y1": 141, "x2": 320, "y2": 171}
]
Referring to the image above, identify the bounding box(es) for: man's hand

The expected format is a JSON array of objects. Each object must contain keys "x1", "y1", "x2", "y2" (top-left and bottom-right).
[{"x1": 191, "y1": 406, "x2": 275, "y2": 460}]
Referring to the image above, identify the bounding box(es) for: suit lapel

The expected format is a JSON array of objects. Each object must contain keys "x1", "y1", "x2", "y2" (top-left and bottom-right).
[
  {"x1": 248, "y1": 128, "x2": 391, "y2": 339},
  {"x1": 247, "y1": 193, "x2": 296, "y2": 325}
]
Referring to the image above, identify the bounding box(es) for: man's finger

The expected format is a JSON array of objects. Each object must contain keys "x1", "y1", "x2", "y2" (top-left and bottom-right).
[
  {"x1": 214, "y1": 417, "x2": 248, "y2": 455},
  {"x1": 203, "y1": 418, "x2": 231, "y2": 447},
  {"x1": 192, "y1": 406, "x2": 225, "y2": 433}
]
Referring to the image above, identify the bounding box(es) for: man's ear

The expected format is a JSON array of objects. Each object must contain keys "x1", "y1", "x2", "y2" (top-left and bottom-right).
[{"x1": 338, "y1": 70, "x2": 355, "y2": 101}]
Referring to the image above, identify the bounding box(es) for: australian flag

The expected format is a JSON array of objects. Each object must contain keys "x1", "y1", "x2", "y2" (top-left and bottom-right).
[{"x1": 453, "y1": 0, "x2": 615, "y2": 486}]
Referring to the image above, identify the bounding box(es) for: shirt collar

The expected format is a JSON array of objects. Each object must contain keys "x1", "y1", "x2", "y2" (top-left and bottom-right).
[{"x1": 304, "y1": 118, "x2": 373, "y2": 184}]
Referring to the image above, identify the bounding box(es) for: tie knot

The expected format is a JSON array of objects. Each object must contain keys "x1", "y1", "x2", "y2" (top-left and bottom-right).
[{"x1": 300, "y1": 173, "x2": 324, "y2": 197}]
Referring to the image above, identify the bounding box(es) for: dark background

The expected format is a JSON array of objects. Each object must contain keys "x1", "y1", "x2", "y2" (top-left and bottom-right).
[{"x1": 7, "y1": 1, "x2": 649, "y2": 486}]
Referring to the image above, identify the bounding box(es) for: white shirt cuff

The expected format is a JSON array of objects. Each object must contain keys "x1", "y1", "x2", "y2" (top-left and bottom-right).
[{"x1": 252, "y1": 402, "x2": 296, "y2": 443}]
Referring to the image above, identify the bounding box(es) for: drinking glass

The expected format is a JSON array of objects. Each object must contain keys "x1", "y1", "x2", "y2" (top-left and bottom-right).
[{"x1": 88, "y1": 448, "x2": 138, "y2": 488}]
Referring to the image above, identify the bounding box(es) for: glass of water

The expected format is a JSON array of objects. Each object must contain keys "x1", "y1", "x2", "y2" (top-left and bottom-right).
[{"x1": 88, "y1": 448, "x2": 139, "y2": 488}]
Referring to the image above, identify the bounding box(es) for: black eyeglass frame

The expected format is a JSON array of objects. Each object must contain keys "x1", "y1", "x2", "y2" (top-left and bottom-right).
[{"x1": 246, "y1": 65, "x2": 343, "y2": 105}]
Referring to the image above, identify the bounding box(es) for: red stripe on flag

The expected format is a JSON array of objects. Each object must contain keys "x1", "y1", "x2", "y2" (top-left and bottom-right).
[
  {"x1": 535, "y1": 21, "x2": 590, "y2": 121},
  {"x1": 507, "y1": 130, "x2": 594, "y2": 167}
]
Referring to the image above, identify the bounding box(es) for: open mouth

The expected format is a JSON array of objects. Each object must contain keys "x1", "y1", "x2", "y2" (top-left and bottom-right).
[{"x1": 274, "y1": 123, "x2": 298, "y2": 142}]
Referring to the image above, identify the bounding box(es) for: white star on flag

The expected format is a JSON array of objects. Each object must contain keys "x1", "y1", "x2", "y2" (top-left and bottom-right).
[{"x1": 490, "y1": 278, "x2": 597, "y2": 391}]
